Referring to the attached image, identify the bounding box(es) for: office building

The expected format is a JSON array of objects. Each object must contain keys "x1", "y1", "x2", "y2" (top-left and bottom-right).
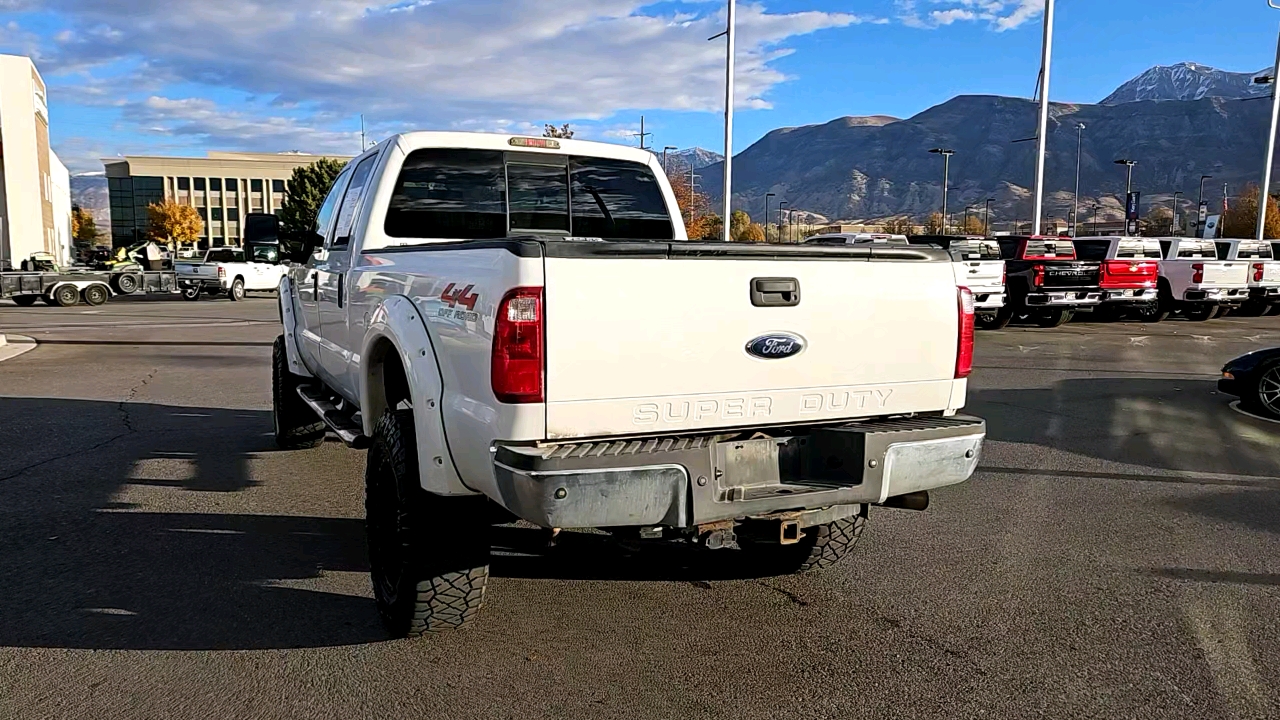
[
  {"x1": 0, "y1": 54, "x2": 72, "y2": 268},
  {"x1": 102, "y1": 150, "x2": 351, "y2": 248}
]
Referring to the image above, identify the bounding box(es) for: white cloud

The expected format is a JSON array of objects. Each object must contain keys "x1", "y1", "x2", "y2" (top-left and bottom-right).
[
  {"x1": 12, "y1": 0, "x2": 875, "y2": 157},
  {"x1": 898, "y1": 0, "x2": 1043, "y2": 31}
]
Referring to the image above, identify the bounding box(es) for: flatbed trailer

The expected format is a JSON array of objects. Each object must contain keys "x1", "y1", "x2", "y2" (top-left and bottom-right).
[{"x1": 1, "y1": 269, "x2": 177, "y2": 307}]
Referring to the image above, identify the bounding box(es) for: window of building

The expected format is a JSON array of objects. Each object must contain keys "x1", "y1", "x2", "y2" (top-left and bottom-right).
[
  {"x1": 251, "y1": 179, "x2": 263, "y2": 192},
  {"x1": 272, "y1": 180, "x2": 286, "y2": 193},
  {"x1": 211, "y1": 208, "x2": 223, "y2": 221},
  {"x1": 194, "y1": 178, "x2": 206, "y2": 191},
  {"x1": 177, "y1": 177, "x2": 190, "y2": 191},
  {"x1": 225, "y1": 178, "x2": 239, "y2": 193},
  {"x1": 227, "y1": 207, "x2": 239, "y2": 222},
  {"x1": 210, "y1": 178, "x2": 222, "y2": 192}
]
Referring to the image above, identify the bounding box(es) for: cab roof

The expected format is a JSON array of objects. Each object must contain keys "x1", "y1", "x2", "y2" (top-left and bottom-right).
[{"x1": 385, "y1": 131, "x2": 659, "y2": 166}]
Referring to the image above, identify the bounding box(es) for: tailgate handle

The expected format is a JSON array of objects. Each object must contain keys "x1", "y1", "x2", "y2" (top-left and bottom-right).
[{"x1": 751, "y1": 277, "x2": 800, "y2": 307}]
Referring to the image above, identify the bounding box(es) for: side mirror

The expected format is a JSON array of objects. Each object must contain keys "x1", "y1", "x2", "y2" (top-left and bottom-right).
[{"x1": 292, "y1": 232, "x2": 324, "y2": 263}]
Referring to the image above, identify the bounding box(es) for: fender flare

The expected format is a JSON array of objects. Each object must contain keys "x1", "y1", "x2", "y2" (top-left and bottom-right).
[
  {"x1": 277, "y1": 276, "x2": 313, "y2": 378},
  {"x1": 362, "y1": 295, "x2": 474, "y2": 496}
]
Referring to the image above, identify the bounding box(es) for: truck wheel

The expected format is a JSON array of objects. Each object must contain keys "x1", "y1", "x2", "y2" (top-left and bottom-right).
[
  {"x1": 976, "y1": 304, "x2": 1013, "y2": 330},
  {"x1": 1266, "y1": 303, "x2": 1280, "y2": 317},
  {"x1": 114, "y1": 273, "x2": 141, "y2": 295},
  {"x1": 12, "y1": 295, "x2": 38, "y2": 307},
  {"x1": 741, "y1": 510, "x2": 867, "y2": 574},
  {"x1": 1237, "y1": 300, "x2": 1268, "y2": 317},
  {"x1": 1133, "y1": 303, "x2": 1165, "y2": 323},
  {"x1": 272, "y1": 336, "x2": 325, "y2": 449},
  {"x1": 229, "y1": 278, "x2": 245, "y2": 301},
  {"x1": 1184, "y1": 304, "x2": 1215, "y2": 321},
  {"x1": 366, "y1": 409, "x2": 489, "y2": 637},
  {"x1": 52, "y1": 285, "x2": 80, "y2": 307},
  {"x1": 1036, "y1": 308, "x2": 1074, "y2": 328},
  {"x1": 181, "y1": 285, "x2": 202, "y2": 301},
  {"x1": 82, "y1": 284, "x2": 109, "y2": 306}
]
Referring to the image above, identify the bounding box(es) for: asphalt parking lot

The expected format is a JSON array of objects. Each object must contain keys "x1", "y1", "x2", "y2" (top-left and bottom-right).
[{"x1": 1, "y1": 295, "x2": 1279, "y2": 719}]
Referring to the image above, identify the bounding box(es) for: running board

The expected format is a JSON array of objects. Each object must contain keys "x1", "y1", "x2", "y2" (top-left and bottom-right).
[{"x1": 296, "y1": 386, "x2": 370, "y2": 449}]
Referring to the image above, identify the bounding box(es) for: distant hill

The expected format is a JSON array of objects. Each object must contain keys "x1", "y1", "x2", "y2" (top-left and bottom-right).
[
  {"x1": 70, "y1": 173, "x2": 110, "y2": 232},
  {"x1": 666, "y1": 147, "x2": 722, "y2": 171},
  {"x1": 1102, "y1": 62, "x2": 1268, "y2": 105},
  {"x1": 697, "y1": 63, "x2": 1278, "y2": 227}
]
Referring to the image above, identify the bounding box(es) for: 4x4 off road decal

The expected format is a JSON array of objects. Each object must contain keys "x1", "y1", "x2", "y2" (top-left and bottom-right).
[{"x1": 437, "y1": 283, "x2": 481, "y2": 322}]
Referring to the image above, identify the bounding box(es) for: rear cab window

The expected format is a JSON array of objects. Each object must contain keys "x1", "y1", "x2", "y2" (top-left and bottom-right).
[
  {"x1": 206, "y1": 249, "x2": 244, "y2": 263},
  {"x1": 1021, "y1": 238, "x2": 1076, "y2": 260},
  {"x1": 1171, "y1": 240, "x2": 1218, "y2": 259},
  {"x1": 1116, "y1": 240, "x2": 1162, "y2": 259},
  {"x1": 1236, "y1": 241, "x2": 1274, "y2": 259},
  {"x1": 382, "y1": 148, "x2": 674, "y2": 243}
]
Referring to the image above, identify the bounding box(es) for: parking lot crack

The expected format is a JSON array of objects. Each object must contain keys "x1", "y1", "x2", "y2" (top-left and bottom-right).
[{"x1": 117, "y1": 367, "x2": 158, "y2": 434}]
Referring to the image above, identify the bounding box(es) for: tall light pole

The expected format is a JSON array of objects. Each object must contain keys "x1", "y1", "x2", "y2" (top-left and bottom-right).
[
  {"x1": 713, "y1": 0, "x2": 737, "y2": 243},
  {"x1": 929, "y1": 148, "x2": 955, "y2": 234},
  {"x1": 1072, "y1": 122, "x2": 1085, "y2": 237},
  {"x1": 984, "y1": 198, "x2": 994, "y2": 236},
  {"x1": 1170, "y1": 191, "x2": 1183, "y2": 236},
  {"x1": 1256, "y1": 15, "x2": 1280, "y2": 240},
  {"x1": 1092, "y1": 204, "x2": 1100, "y2": 236},
  {"x1": 662, "y1": 146, "x2": 678, "y2": 175},
  {"x1": 779, "y1": 202, "x2": 788, "y2": 243},
  {"x1": 765, "y1": 193, "x2": 775, "y2": 240},
  {"x1": 1115, "y1": 159, "x2": 1136, "y2": 233},
  {"x1": 1032, "y1": 0, "x2": 1056, "y2": 237}
]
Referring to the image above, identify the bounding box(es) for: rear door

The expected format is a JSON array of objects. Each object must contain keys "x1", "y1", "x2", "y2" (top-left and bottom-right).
[{"x1": 298, "y1": 166, "x2": 352, "y2": 367}]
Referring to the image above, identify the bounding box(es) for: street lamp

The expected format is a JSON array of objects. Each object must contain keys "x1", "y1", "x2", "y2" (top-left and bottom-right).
[
  {"x1": 1091, "y1": 204, "x2": 1100, "y2": 236},
  {"x1": 984, "y1": 198, "x2": 994, "y2": 236},
  {"x1": 1031, "y1": 0, "x2": 1057, "y2": 237},
  {"x1": 929, "y1": 148, "x2": 955, "y2": 235},
  {"x1": 662, "y1": 146, "x2": 678, "y2": 175},
  {"x1": 1115, "y1": 159, "x2": 1137, "y2": 233},
  {"x1": 765, "y1": 193, "x2": 775, "y2": 240},
  {"x1": 1072, "y1": 123, "x2": 1086, "y2": 237},
  {"x1": 1197, "y1": 174, "x2": 1213, "y2": 236},
  {"x1": 1170, "y1": 191, "x2": 1183, "y2": 236}
]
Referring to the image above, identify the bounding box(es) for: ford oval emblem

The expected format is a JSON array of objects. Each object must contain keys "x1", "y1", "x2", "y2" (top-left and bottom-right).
[{"x1": 746, "y1": 333, "x2": 806, "y2": 360}]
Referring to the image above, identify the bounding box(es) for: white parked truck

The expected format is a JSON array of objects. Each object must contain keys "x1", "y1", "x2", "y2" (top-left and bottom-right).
[
  {"x1": 176, "y1": 245, "x2": 288, "y2": 301},
  {"x1": 1215, "y1": 239, "x2": 1280, "y2": 316},
  {"x1": 1154, "y1": 237, "x2": 1249, "y2": 321},
  {"x1": 905, "y1": 236, "x2": 1006, "y2": 329},
  {"x1": 273, "y1": 132, "x2": 987, "y2": 637}
]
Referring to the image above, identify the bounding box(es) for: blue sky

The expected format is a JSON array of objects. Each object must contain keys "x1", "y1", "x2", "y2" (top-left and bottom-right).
[{"x1": 1, "y1": 0, "x2": 1277, "y2": 172}]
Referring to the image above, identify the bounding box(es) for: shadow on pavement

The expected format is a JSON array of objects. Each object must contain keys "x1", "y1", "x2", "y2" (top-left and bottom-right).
[
  {"x1": 968, "y1": 377, "x2": 1280, "y2": 479},
  {"x1": 0, "y1": 396, "x2": 382, "y2": 651}
]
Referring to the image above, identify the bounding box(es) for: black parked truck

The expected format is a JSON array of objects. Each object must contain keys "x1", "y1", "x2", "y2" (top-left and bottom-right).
[{"x1": 991, "y1": 236, "x2": 1104, "y2": 328}]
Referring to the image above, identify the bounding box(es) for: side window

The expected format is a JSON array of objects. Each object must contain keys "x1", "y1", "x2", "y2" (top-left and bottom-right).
[
  {"x1": 384, "y1": 149, "x2": 507, "y2": 239},
  {"x1": 330, "y1": 153, "x2": 379, "y2": 248},
  {"x1": 314, "y1": 169, "x2": 352, "y2": 240}
]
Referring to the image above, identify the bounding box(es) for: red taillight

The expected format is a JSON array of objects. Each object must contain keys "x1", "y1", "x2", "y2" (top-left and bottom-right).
[
  {"x1": 491, "y1": 287, "x2": 544, "y2": 404},
  {"x1": 217, "y1": 266, "x2": 226, "y2": 278},
  {"x1": 1254, "y1": 262, "x2": 1265, "y2": 282},
  {"x1": 1192, "y1": 263, "x2": 1204, "y2": 284},
  {"x1": 956, "y1": 287, "x2": 975, "y2": 379},
  {"x1": 1032, "y1": 264, "x2": 1045, "y2": 288},
  {"x1": 1001, "y1": 265, "x2": 1007, "y2": 286}
]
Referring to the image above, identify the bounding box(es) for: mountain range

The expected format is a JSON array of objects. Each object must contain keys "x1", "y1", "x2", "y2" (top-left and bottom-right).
[{"x1": 698, "y1": 62, "x2": 1280, "y2": 227}]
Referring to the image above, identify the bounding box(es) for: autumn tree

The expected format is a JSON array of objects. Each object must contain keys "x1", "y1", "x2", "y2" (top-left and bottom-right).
[
  {"x1": 71, "y1": 206, "x2": 99, "y2": 250},
  {"x1": 740, "y1": 222, "x2": 767, "y2": 243},
  {"x1": 279, "y1": 158, "x2": 348, "y2": 239},
  {"x1": 147, "y1": 200, "x2": 203, "y2": 244},
  {"x1": 668, "y1": 171, "x2": 716, "y2": 239},
  {"x1": 700, "y1": 214, "x2": 724, "y2": 241},
  {"x1": 1141, "y1": 206, "x2": 1174, "y2": 237},
  {"x1": 959, "y1": 214, "x2": 985, "y2": 235},
  {"x1": 1222, "y1": 184, "x2": 1280, "y2": 239},
  {"x1": 923, "y1": 212, "x2": 946, "y2": 235},
  {"x1": 543, "y1": 124, "x2": 575, "y2": 139},
  {"x1": 729, "y1": 210, "x2": 752, "y2": 241},
  {"x1": 882, "y1": 216, "x2": 914, "y2": 234}
]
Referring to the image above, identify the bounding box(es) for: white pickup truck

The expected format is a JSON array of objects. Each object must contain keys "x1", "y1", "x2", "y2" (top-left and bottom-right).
[
  {"x1": 175, "y1": 245, "x2": 289, "y2": 301},
  {"x1": 905, "y1": 235, "x2": 1006, "y2": 329},
  {"x1": 1154, "y1": 237, "x2": 1249, "y2": 321},
  {"x1": 1216, "y1": 239, "x2": 1280, "y2": 316},
  {"x1": 273, "y1": 132, "x2": 986, "y2": 637}
]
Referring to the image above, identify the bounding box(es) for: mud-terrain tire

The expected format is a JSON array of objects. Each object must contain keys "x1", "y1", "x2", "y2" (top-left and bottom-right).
[
  {"x1": 741, "y1": 509, "x2": 867, "y2": 574},
  {"x1": 272, "y1": 335, "x2": 325, "y2": 449},
  {"x1": 366, "y1": 409, "x2": 489, "y2": 637}
]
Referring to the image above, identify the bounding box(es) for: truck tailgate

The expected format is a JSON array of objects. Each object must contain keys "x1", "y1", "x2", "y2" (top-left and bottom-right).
[
  {"x1": 543, "y1": 247, "x2": 961, "y2": 438},
  {"x1": 175, "y1": 262, "x2": 215, "y2": 279},
  {"x1": 955, "y1": 260, "x2": 1003, "y2": 293},
  {"x1": 1256, "y1": 261, "x2": 1280, "y2": 285},
  {"x1": 1203, "y1": 261, "x2": 1249, "y2": 287}
]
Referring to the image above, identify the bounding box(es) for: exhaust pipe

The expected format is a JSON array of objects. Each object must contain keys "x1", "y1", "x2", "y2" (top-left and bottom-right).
[{"x1": 880, "y1": 491, "x2": 929, "y2": 511}]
